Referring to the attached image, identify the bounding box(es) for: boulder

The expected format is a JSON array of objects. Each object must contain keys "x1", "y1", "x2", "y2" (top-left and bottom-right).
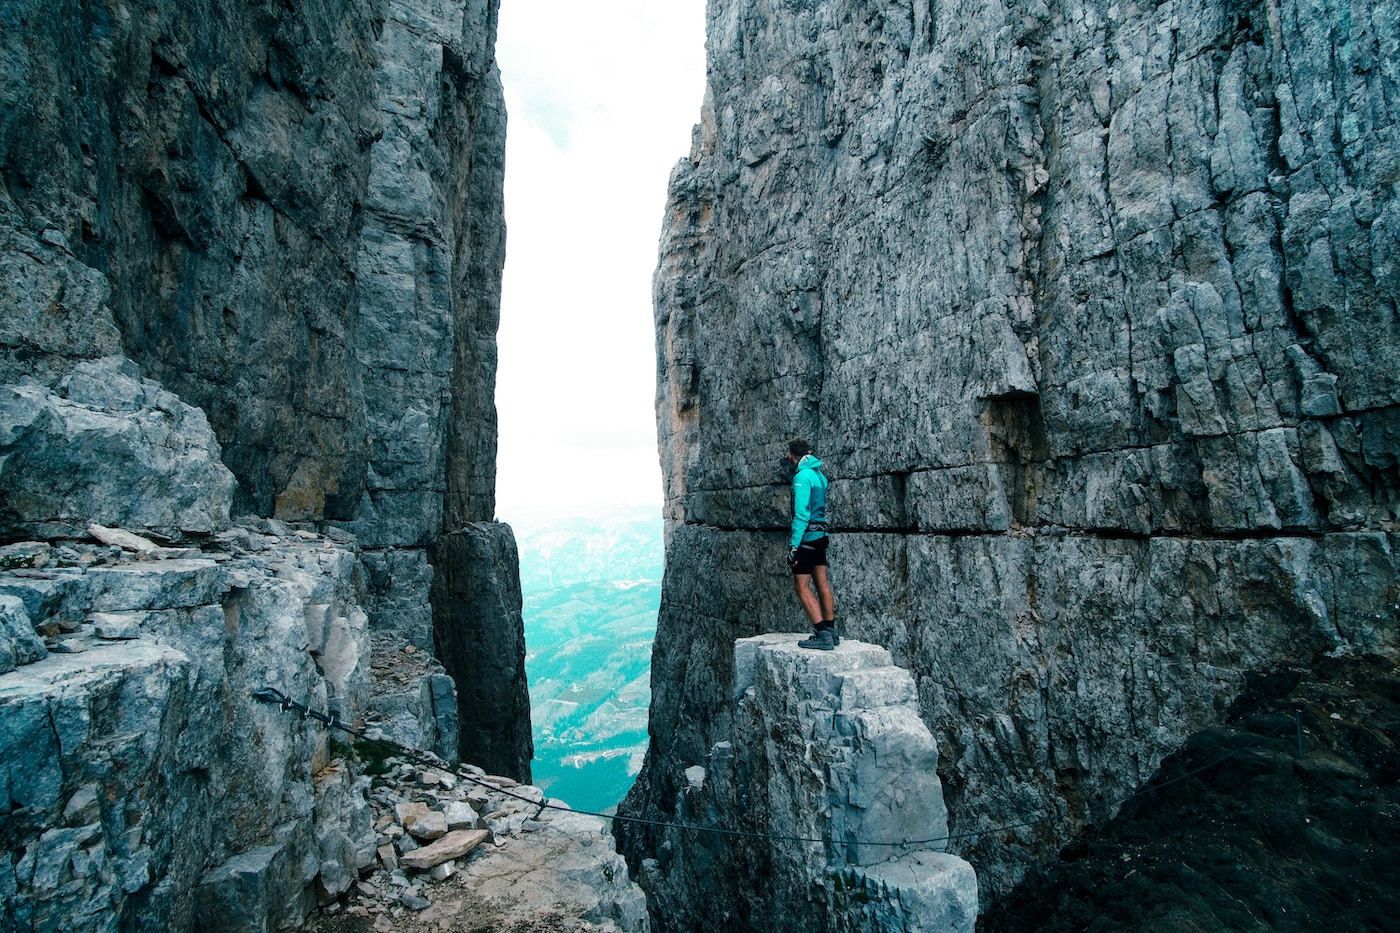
[
  {"x1": 0, "y1": 357, "x2": 235, "y2": 539},
  {"x1": 396, "y1": 802, "x2": 449, "y2": 841},
  {"x1": 196, "y1": 844, "x2": 292, "y2": 933},
  {"x1": 0, "y1": 593, "x2": 46, "y2": 672},
  {"x1": 408, "y1": 811, "x2": 449, "y2": 841},
  {"x1": 441, "y1": 799, "x2": 480, "y2": 831},
  {"x1": 87, "y1": 525, "x2": 157, "y2": 554},
  {"x1": 90, "y1": 612, "x2": 141, "y2": 640}
]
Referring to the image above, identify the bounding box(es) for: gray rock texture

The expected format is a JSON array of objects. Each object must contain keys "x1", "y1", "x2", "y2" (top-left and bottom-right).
[
  {"x1": 0, "y1": 536, "x2": 375, "y2": 932},
  {"x1": 0, "y1": 0, "x2": 505, "y2": 536},
  {"x1": 623, "y1": 0, "x2": 1400, "y2": 921},
  {"x1": 303, "y1": 763, "x2": 649, "y2": 932},
  {"x1": 640, "y1": 634, "x2": 977, "y2": 933},
  {"x1": 0, "y1": 2, "x2": 534, "y2": 925},
  {"x1": 363, "y1": 634, "x2": 461, "y2": 764},
  {"x1": 0, "y1": 0, "x2": 531, "y2": 830},
  {"x1": 430, "y1": 523, "x2": 534, "y2": 781},
  {"x1": 362, "y1": 549, "x2": 437, "y2": 652},
  {"x1": 0, "y1": 357, "x2": 235, "y2": 540}
]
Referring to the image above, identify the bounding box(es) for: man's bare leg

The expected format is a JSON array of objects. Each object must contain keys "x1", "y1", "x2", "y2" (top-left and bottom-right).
[
  {"x1": 793, "y1": 573, "x2": 822, "y2": 626},
  {"x1": 813, "y1": 565, "x2": 834, "y2": 622}
]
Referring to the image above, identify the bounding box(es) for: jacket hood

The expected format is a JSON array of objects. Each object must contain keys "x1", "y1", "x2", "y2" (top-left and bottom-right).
[{"x1": 797, "y1": 454, "x2": 823, "y2": 471}]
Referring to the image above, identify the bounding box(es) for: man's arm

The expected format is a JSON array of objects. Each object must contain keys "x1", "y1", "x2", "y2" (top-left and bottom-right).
[{"x1": 790, "y1": 476, "x2": 812, "y2": 549}]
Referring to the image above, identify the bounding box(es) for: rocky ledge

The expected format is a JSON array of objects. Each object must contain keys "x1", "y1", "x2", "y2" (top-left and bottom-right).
[
  {"x1": 637, "y1": 635, "x2": 978, "y2": 933},
  {"x1": 306, "y1": 758, "x2": 647, "y2": 933},
  {"x1": 1, "y1": 521, "x2": 580, "y2": 933},
  {"x1": 0, "y1": 527, "x2": 376, "y2": 931},
  {"x1": 0, "y1": 350, "x2": 567, "y2": 932}
]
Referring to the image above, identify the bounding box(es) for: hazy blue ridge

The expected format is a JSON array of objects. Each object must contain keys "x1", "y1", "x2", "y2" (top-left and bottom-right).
[{"x1": 516, "y1": 507, "x2": 662, "y2": 814}]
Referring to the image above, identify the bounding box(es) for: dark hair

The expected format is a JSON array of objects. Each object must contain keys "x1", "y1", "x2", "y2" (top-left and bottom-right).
[{"x1": 788, "y1": 438, "x2": 812, "y2": 458}]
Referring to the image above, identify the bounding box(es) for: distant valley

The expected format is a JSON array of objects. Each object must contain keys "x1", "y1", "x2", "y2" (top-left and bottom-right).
[{"x1": 515, "y1": 507, "x2": 663, "y2": 813}]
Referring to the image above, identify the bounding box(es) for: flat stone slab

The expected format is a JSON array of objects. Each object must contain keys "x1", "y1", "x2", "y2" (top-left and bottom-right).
[
  {"x1": 854, "y1": 852, "x2": 979, "y2": 932},
  {"x1": 88, "y1": 524, "x2": 157, "y2": 554},
  {"x1": 732, "y1": 632, "x2": 894, "y2": 701},
  {"x1": 0, "y1": 639, "x2": 188, "y2": 698},
  {"x1": 399, "y1": 829, "x2": 490, "y2": 871},
  {"x1": 85, "y1": 560, "x2": 225, "y2": 611}
]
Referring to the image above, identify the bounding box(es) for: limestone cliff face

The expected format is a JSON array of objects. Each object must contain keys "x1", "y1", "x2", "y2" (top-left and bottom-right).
[
  {"x1": 0, "y1": 0, "x2": 528, "y2": 779},
  {"x1": 623, "y1": 0, "x2": 1400, "y2": 920},
  {"x1": 1, "y1": 3, "x2": 529, "y2": 927},
  {"x1": 639, "y1": 635, "x2": 979, "y2": 933},
  {"x1": 0, "y1": 0, "x2": 503, "y2": 534}
]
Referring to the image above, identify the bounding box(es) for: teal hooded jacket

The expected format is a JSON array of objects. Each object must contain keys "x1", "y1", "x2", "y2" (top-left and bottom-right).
[{"x1": 789, "y1": 454, "x2": 829, "y2": 549}]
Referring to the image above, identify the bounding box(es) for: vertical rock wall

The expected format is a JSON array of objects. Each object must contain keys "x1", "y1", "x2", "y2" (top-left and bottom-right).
[
  {"x1": 1, "y1": 0, "x2": 378, "y2": 514},
  {"x1": 0, "y1": 0, "x2": 529, "y2": 782},
  {"x1": 0, "y1": 0, "x2": 507, "y2": 530},
  {"x1": 624, "y1": 0, "x2": 1400, "y2": 921},
  {"x1": 1, "y1": 0, "x2": 531, "y2": 928}
]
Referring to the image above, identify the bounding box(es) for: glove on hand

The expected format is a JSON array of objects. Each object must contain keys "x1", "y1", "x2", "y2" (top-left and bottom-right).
[{"x1": 786, "y1": 546, "x2": 799, "y2": 568}]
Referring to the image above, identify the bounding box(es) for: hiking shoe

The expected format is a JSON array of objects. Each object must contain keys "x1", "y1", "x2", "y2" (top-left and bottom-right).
[{"x1": 798, "y1": 627, "x2": 836, "y2": 650}]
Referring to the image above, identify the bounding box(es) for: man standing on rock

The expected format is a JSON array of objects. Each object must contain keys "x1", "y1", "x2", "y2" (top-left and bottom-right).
[{"x1": 784, "y1": 438, "x2": 838, "y2": 649}]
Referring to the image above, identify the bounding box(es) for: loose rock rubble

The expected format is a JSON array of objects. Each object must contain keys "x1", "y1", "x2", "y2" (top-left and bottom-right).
[{"x1": 308, "y1": 754, "x2": 649, "y2": 933}]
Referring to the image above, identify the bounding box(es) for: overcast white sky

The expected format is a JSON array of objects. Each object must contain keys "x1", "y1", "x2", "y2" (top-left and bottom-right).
[{"x1": 493, "y1": 1, "x2": 708, "y2": 528}]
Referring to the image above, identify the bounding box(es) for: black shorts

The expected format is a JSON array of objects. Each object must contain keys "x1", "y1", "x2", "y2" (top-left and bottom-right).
[{"x1": 791, "y1": 536, "x2": 829, "y2": 575}]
